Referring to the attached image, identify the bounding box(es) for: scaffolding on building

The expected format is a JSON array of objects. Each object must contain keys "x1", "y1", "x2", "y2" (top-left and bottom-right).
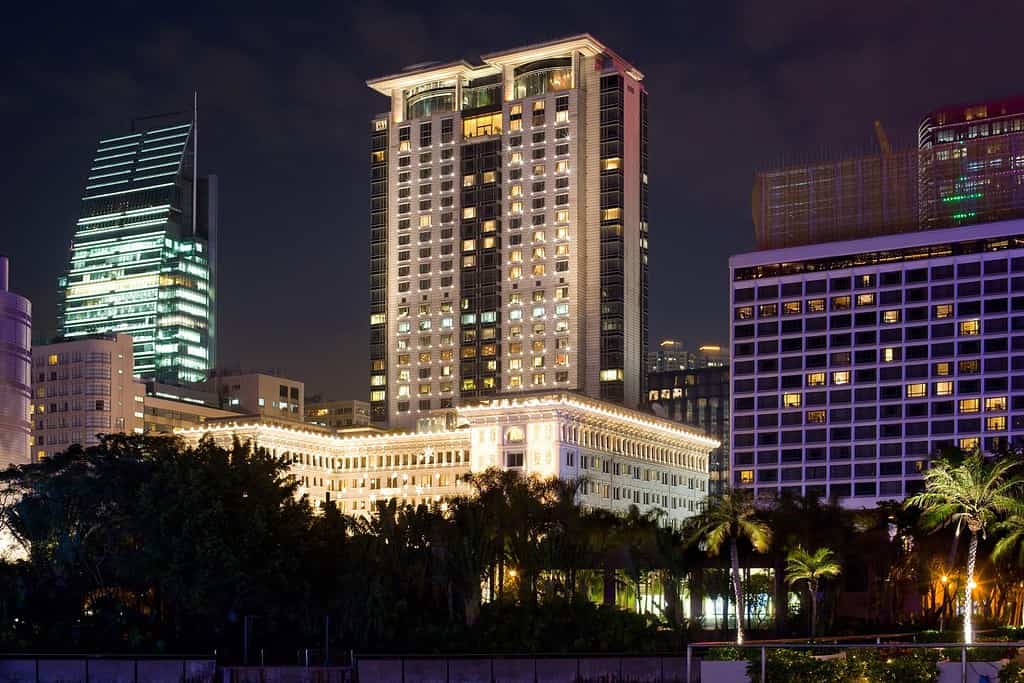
[{"x1": 752, "y1": 130, "x2": 1024, "y2": 250}]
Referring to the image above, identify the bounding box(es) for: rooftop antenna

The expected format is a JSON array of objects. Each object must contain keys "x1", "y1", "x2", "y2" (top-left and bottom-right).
[{"x1": 192, "y1": 91, "x2": 198, "y2": 236}]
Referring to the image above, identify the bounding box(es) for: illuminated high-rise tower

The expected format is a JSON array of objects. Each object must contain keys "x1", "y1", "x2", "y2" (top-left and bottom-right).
[
  {"x1": 57, "y1": 112, "x2": 217, "y2": 384},
  {"x1": 367, "y1": 35, "x2": 649, "y2": 426}
]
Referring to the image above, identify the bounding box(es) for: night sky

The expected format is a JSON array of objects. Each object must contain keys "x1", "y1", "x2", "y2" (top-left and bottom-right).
[{"x1": 4, "y1": 2, "x2": 1022, "y2": 397}]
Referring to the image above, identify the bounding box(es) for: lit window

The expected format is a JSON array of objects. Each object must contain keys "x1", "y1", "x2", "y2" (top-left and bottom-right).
[
  {"x1": 532, "y1": 373, "x2": 546, "y2": 386},
  {"x1": 601, "y1": 207, "x2": 621, "y2": 221},
  {"x1": 935, "y1": 304, "x2": 953, "y2": 319},
  {"x1": 959, "y1": 359, "x2": 980, "y2": 374},
  {"x1": 959, "y1": 398, "x2": 980, "y2": 414},
  {"x1": 602, "y1": 157, "x2": 621, "y2": 171},
  {"x1": 832, "y1": 370, "x2": 850, "y2": 385},
  {"x1": 806, "y1": 372, "x2": 826, "y2": 387},
  {"x1": 759, "y1": 303, "x2": 777, "y2": 318},
  {"x1": 509, "y1": 265, "x2": 523, "y2": 279},
  {"x1": 509, "y1": 375, "x2": 522, "y2": 388},
  {"x1": 600, "y1": 368, "x2": 623, "y2": 382},
  {"x1": 482, "y1": 219, "x2": 496, "y2": 233},
  {"x1": 959, "y1": 319, "x2": 980, "y2": 336},
  {"x1": 511, "y1": 201, "x2": 523, "y2": 214},
  {"x1": 462, "y1": 206, "x2": 476, "y2": 219},
  {"x1": 482, "y1": 170, "x2": 496, "y2": 183},
  {"x1": 806, "y1": 410, "x2": 826, "y2": 424},
  {"x1": 532, "y1": 246, "x2": 546, "y2": 260},
  {"x1": 532, "y1": 264, "x2": 545, "y2": 276},
  {"x1": 856, "y1": 293, "x2": 875, "y2": 307},
  {"x1": 882, "y1": 310, "x2": 900, "y2": 324},
  {"x1": 987, "y1": 416, "x2": 1007, "y2": 431},
  {"x1": 463, "y1": 174, "x2": 476, "y2": 187},
  {"x1": 882, "y1": 347, "x2": 897, "y2": 363},
  {"x1": 782, "y1": 301, "x2": 801, "y2": 315},
  {"x1": 782, "y1": 393, "x2": 802, "y2": 408},
  {"x1": 934, "y1": 362, "x2": 951, "y2": 376},
  {"x1": 462, "y1": 112, "x2": 502, "y2": 138},
  {"x1": 831, "y1": 295, "x2": 851, "y2": 311},
  {"x1": 959, "y1": 437, "x2": 979, "y2": 451},
  {"x1": 555, "y1": 210, "x2": 570, "y2": 223},
  {"x1": 555, "y1": 160, "x2": 569, "y2": 173},
  {"x1": 807, "y1": 298, "x2": 825, "y2": 313},
  {"x1": 985, "y1": 396, "x2": 1007, "y2": 411},
  {"x1": 739, "y1": 470, "x2": 754, "y2": 484},
  {"x1": 511, "y1": 152, "x2": 523, "y2": 165},
  {"x1": 47, "y1": 354, "x2": 58, "y2": 366},
  {"x1": 906, "y1": 383, "x2": 926, "y2": 398},
  {"x1": 735, "y1": 306, "x2": 754, "y2": 320},
  {"x1": 462, "y1": 239, "x2": 476, "y2": 251},
  {"x1": 510, "y1": 248, "x2": 523, "y2": 263},
  {"x1": 510, "y1": 184, "x2": 523, "y2": 197},
  {"x1": 934, "y1": 381, "x2": 953, "y2": 396}
]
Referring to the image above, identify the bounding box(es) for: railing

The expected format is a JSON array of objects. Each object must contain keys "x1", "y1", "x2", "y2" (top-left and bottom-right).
[{"x1": 685, "y1": 638, "x2": 1024, "y2": 683}]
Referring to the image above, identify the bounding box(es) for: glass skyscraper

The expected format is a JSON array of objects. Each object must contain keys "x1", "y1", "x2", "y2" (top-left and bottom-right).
[{"x1": 57, "y1": 118, "x2": 217, "y2": 384}]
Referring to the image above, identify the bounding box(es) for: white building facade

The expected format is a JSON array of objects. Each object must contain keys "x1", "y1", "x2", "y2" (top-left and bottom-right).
[
  {"x1": 367, "y1": 35, "x2": 648, "y2": 427},
  {"x1": 179, "y1": 392, "x2": 716, "y2": 525}
]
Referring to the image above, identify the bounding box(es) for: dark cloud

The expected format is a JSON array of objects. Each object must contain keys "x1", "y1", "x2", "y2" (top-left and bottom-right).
[{"x1": 2, "y1": 1, "x2": 1021, "y2": 394}]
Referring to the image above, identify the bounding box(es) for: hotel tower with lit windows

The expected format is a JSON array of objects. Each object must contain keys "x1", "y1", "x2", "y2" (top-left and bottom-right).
[{"x1": 366, "y1": 35, "x2": 648, "y2": 427}]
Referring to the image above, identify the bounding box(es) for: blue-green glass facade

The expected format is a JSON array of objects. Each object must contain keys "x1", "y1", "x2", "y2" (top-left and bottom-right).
[{"x1": 57, "y1": 121, "x2": 217, "y2": 384}]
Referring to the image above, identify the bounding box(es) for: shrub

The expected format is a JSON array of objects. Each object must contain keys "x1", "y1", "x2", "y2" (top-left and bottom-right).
[
  {"x1": 1001, "y1": 660, "x2": 1024, "y2": 683},
  {"x1": 745, "y1": 647, "x2": 939, "y2": 683}
]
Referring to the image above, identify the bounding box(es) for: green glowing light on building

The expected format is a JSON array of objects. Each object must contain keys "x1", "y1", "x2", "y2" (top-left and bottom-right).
[
  {"x1": 941, "y1": 192, "x2": 984, "y2": 203},
  {"x1": 57, "y1": 120, "x2": 217, "y2": 384}
]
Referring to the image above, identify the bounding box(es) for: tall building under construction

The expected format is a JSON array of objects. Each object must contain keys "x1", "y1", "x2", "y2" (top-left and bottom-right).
[{"x1": 753, "y1": 96, "x2": 1024, "y2": 250}]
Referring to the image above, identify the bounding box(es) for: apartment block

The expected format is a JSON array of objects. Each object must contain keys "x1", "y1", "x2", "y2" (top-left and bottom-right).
[
  {"x1": 305, "y1": 397, "x2": 371, "y2": 430},
  {"x1": 366, "y1": 35, "x2": 648, "y2": 427},
  {"x1": 31, "y1": 334, "x2": 144, "y2": 460},
  {"x1": 204, "y1": 370, "x2": 304, "y2": 422}
]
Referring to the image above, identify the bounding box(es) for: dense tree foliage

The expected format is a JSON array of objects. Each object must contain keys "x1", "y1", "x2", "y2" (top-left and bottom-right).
[
  {"x1": 0, "y1": 436, "x2": 683, "y2": 658},
  {"x1": 1, "y1": 437, "x2": 1023, "y2": 659}
]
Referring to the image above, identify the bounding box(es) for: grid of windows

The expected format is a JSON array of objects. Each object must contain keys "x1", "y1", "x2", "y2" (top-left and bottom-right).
[{"x1": 731, "y1": 248, "x2": 1024, "y2": 503}]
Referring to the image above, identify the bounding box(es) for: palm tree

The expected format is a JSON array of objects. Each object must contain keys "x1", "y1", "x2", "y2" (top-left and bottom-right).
[
  {"x1": 689, "y1": 491, "x2": 772, "y2": 644},
  {"x1": 905, "y1": 450, "x2": 1021, "y2": 643},
  {"x1": 785, "y1": 545, "x2": 841, "y2": 638},
  {"x1": 992, "y1": 508, "x2": 1024, "y2": 628}
]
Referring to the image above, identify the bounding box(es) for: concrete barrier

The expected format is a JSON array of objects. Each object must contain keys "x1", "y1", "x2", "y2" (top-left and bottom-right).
[
  {"x1": 355, "y1": 656, "x2": 687, "y2": 682},
  {"x1": 0, "y1": 658, "x2": 215, "y2": 683}
]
